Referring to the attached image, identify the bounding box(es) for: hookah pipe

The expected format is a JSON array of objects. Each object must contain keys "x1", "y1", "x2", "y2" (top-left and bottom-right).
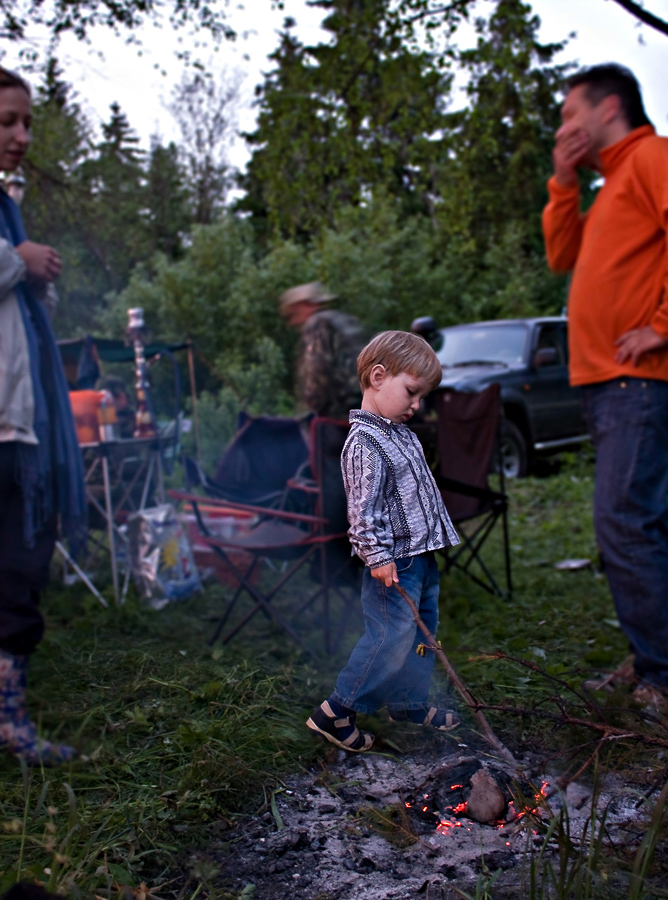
[{"x1": 125, "y1": 307, "x2": 157, "y2": 439}]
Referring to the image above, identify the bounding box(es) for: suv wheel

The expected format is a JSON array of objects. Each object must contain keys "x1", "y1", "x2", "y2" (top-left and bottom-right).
[{"x1": 499, "y1": 420, "x2": 528, "y2": 479}]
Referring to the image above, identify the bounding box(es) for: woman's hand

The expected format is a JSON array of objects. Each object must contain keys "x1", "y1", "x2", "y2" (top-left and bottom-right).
[
  {"x1": 371, "y1": 562, "x2": 398, "y2": 587},
  {"x1": 16, "y1": 241, "x2": 61, "y2": 283}
]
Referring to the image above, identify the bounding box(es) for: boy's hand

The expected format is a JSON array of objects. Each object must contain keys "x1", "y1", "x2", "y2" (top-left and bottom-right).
[{"x1": 371, "y1": 562, "x2": 398, "y2": 587}]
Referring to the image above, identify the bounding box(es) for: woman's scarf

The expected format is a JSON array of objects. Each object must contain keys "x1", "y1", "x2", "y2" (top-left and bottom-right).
[{"x1": 0, "y1": 189, "x2": 86, "y2": 554}]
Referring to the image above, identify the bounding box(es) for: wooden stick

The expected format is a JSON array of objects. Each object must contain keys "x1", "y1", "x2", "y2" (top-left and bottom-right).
[{"x1": 395, "y1": 583, "x2": 519, "y2": 767}]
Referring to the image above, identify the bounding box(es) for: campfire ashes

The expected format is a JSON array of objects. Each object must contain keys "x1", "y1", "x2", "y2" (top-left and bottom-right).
[{"x1": 209, "y1": 745, "x2": 647, "y2": 899}]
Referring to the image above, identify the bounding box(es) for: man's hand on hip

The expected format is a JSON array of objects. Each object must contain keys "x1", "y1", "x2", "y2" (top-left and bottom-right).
[
  {"x1": 553, "y1": 128, "x2": 590, "y2": 188},
  {"x1": 371, "y1": 562, "x2": 398, "y2": 587},
  {"x1": 615, "y1": 326, "x2": 668, "y2": 366}
]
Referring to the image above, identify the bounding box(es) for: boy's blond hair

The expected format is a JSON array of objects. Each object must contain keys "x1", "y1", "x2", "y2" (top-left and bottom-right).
[{"x1": 357, "y1": 331, "x2": 442, "y2": 391}]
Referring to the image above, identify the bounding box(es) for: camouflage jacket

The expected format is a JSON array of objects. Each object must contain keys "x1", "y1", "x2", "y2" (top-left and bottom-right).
[{"x1": 297, "y1": 309, "x2": 366, "y2": 418}]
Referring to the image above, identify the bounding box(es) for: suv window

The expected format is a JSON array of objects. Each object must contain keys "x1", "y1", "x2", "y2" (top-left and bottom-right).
[
  {"x1": 535, "y1": 324, "x2": 566, "y2": 366},
  {"x1": 438, "y1": 323, "x2": 528, "y2": 367}
]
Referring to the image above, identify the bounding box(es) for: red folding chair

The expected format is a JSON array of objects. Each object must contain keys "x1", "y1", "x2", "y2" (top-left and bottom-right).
[{"x1": 432, "y1": 384, "x2": 512, "y2": 597}]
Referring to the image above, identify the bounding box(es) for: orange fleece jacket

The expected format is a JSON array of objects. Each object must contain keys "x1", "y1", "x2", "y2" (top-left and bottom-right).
[{"x1": 542, "y1": 125, "x2": 668, "y2": 386}]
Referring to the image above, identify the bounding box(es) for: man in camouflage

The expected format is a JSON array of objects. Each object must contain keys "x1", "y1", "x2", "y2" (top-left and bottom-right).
[{"x1": 280, "y1": 282, "x2": 365, "y2": 418}]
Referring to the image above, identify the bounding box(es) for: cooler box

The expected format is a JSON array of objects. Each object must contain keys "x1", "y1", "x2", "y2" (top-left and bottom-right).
[{"x1": 69, "y1": 390, "x2": 103, "y2": 444}]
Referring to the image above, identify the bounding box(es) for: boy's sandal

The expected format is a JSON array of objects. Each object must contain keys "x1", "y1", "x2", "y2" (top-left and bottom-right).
[
  {"x1": 390, "y1": 706, "x2": 461, "y2": 732},
  {"x1": 306, "y1": 701, "x2": 374, "y2": 753},
  {"x1": 424, "y1": 707, "x2": 461, "y2": 731}
]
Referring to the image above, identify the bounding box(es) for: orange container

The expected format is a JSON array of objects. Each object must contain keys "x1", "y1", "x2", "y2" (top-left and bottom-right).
[{"x1": 69, "y1": 390, "x2": 103, "y2": 444}]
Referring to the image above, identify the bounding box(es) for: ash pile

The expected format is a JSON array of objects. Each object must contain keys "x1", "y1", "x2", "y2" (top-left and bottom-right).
[{"x1": 211, "y1": 746, "x2": 645, "y2": 900}]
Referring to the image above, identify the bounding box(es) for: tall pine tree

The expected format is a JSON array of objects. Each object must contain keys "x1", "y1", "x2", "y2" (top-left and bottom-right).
[{"x1": 239, "y1": 0, "x2": 454, "y2": 239}]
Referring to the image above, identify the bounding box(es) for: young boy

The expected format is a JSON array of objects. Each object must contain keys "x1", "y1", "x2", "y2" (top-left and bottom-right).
[{"x1": 306, "y1": 331, "x2": 461, "y2": 752}]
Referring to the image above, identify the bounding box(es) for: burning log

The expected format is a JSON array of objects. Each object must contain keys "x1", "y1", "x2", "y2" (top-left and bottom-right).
[
  {"x1": 404, "y1": 756, "x2": 538, "y2": 830},
  {"x1": 466, "y1": 768, "x2": 506, "y2": 823}
]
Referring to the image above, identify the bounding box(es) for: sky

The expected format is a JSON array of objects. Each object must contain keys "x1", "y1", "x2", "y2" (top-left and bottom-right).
[{"x1": 7, "y1": 0, "x2": 668, "y2": 166}]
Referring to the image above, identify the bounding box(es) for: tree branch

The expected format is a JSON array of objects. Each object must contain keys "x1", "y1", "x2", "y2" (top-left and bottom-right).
[{"x1": 609, "y1": 0, "x2": 668, "y2": 37}]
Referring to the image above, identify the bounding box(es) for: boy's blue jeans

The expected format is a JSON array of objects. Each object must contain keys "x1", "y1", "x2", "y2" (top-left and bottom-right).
[{"x1": 332, "y1": 552, "x2": 439, "y2": 715}]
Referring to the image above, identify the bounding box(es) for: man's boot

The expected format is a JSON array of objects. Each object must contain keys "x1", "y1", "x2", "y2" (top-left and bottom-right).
[{"x1": 0, "y1": 649, "x2": 77, "y2": 766}]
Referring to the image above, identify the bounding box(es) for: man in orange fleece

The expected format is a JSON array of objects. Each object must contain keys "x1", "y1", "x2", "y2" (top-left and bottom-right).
[{"x1": 543, "y1": 64, "x2": 668, "y2": 709}]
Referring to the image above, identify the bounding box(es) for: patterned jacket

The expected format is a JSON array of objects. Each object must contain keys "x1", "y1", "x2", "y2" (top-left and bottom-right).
[
  {"x1": 341, "y1": 409, "x2": 459, "y2": 569},
  {"x1": 298, "y1": 309, "x2": 366, "y2": 418}
]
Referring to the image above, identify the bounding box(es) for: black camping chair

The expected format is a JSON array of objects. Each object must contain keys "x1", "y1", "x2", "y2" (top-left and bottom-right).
[
  {"x1": 184, "y1": 412, "x2": 311, "y2": 510},
  {"x1": 170, "y1": 418, "x2": 360, "y2": 655},
  {"x1": 432, "y1": 384, "x2": 512, "y2": 597},
  {"x1": 287, "y1": 417, "x2": 362, "y2": 649}
]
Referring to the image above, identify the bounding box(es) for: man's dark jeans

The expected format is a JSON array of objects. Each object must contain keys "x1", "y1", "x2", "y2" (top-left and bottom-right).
[{"x1": 582, "y1": 377, "x2": 668, "y2": 689}]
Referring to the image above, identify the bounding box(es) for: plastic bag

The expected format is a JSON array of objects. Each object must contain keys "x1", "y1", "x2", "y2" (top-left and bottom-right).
[{"x1": 127, "y1": 504, "x2": 201, "y2": 608}]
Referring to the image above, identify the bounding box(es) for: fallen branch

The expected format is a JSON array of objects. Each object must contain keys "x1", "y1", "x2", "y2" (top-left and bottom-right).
[
  {"x1": 395, "y1": 584, "x2": 519, "y2": 768},
  {"x1": 470, "y1": 703, "x2": 668, "y2": 751}
]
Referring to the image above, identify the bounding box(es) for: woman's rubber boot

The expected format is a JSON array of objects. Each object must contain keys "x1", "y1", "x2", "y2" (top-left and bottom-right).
[{"x1": 0, "y1": 650, "x2": 77, "y2": 766}]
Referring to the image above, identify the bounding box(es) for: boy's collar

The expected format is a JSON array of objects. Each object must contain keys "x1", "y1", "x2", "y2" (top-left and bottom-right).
[{"x1": 349, "y1": 409, "x2": 404, "y2": 434}]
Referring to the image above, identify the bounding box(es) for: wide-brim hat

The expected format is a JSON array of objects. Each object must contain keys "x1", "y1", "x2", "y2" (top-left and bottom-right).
[{"x1": 279, "y1": 281, "x2": 337, "y2": 312}]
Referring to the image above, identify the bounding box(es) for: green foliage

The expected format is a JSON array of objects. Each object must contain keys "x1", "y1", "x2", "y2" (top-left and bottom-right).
[
  {"x1": 0, "y1": 588, "x2": 318, "y2": 896},
  {"x1": 96, "y1": 189, "x2": 567, "y2": 421},
  {"x1": 170, "y1": 70, "x2": 241, "y2": 224},
  {"x1": 239, "y1": 0, "x2": 455, "y2": 238},
  {"x1": 76, "y1": 102, "x2": 148, "y2": 294},
  {"x1": 180, "y1": 387, "x2": 244, "y2": 473},
  {"x1": 22, "y1": 59, "x2": 98, "y2": 336},
  {"x1": 22, "y1": 3, "x2": 573, "y2": 386},
  {"x1": 0, "y1": 0, "x2": 235, "y2": 47},
  {"x1": 23, "y1": 59, "x2": 194, "y2": 339},
  {"x1": 442, "y1": 0, "x2": 570, "y2": 249},
  {"x1": 102, "y1": 216, "x2": 296, "y2": 407},
  {"x1": 145, "y1": 139, "x2": 192, "y2": 259}
]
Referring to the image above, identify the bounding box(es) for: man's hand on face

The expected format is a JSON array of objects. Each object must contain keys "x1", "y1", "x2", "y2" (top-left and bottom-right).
[
  {"x1": 371, "y1": 561, "x2": 398, "y2": 587},
  {"x1": 553, "y1": 128, "x2": 590, "y2": 188},
  {"x1": 614, "y1": 326, "x2": 668, "y2": 366}
]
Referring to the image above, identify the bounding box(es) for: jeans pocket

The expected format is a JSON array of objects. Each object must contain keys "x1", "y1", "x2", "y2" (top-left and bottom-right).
[{"x1": 394, "y1": 556, "x2": 414, "y2": 574}]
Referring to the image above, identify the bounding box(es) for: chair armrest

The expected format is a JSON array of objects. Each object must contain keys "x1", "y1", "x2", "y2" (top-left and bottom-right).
[
  {"x1": 435, "y1": 476, "x2": 506, "y2": 502},
  {"x1": 286, "y1": 477, "x2": 319, "y2": 495},
  {"x1": 168, "y1": 490, "x2": 329, "y2": 526}
]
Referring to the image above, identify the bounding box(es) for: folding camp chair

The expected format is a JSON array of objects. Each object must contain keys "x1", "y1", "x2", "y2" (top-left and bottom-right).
[
  {"x1": 432, "y1": 384, "x2": 512, "y2": 597},
  {"x1": 289, "y1": 417, "x2": 362, "y2": 643},
  {"x1": 170, "y1": 418, "x2": 359, "y2": 654},
  {"x1": 184, "y1": 412, "x2": 310, "y2": 509}
]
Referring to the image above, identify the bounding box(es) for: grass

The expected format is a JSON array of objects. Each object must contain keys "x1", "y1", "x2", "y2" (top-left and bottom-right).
[
  {"x1": 0, "y1": 451, "x2": 665, "y2": 898},
  {"x1": 0, "y1": 587, "x2": 323, "y2": 896}
]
